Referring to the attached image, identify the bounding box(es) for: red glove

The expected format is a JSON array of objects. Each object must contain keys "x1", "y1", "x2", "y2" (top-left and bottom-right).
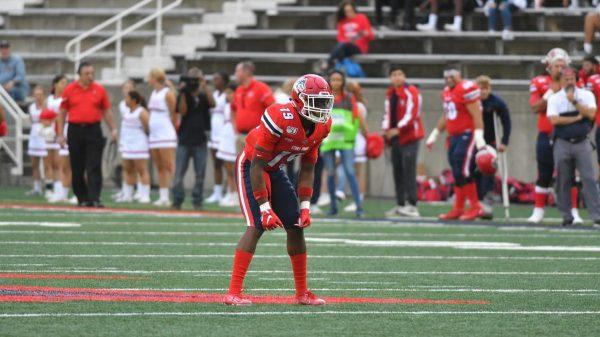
[
  {"x1": 296, "y1": 201, "x2": 311, "y2": 228},
  {"x1": 260, "y1": 203, "x2": 283, "y2": 231},
  {"x1": 0, "y1": 121, "x2": 7, "y2": 137}
]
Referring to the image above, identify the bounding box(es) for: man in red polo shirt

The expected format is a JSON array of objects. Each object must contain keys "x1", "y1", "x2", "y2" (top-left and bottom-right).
[
  {"x1": 57, "y1": 61, "x2": 117, "y2": 207},
  {"x1": 232, "y1": 61, "x2": 275, "y2": 137}
]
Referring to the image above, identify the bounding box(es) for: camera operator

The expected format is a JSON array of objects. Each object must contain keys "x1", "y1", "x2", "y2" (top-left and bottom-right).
[
  {"x1": 171, "y1": 67, "x2": 215, "y2": 210},
  {"x1": 547, "y1": 67, "x2": 600, "y2": 227}
]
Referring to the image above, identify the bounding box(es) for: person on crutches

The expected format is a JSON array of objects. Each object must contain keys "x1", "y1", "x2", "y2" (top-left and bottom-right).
[{"x1": 475, "y1": 76, "x2": 512, "y2": 220}]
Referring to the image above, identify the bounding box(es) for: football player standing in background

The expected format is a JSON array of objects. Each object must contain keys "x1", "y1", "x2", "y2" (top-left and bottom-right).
[
  {"x1": 224, "y1": 74, "x2": 333, "y2": 306},
  {"x1": 425, "y1": 68, "x2": 487, "y2": 221},
  {"x1": 528, "y1": 48, "x2": 582, "y2": 224}
]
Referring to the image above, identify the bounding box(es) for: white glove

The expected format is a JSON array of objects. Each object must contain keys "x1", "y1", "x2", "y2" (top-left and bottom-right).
[
  {"x1": 426, "y1": 129, "x2": 440, "y2": 149},
  {"x1": 474, "y1": 129, "x2": 486, "y2": 150}
]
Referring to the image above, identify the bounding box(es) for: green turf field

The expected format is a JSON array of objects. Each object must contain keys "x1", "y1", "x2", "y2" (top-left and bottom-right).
[{"x1": 0, "y1": 189, "x2": 599, "y2": 336}]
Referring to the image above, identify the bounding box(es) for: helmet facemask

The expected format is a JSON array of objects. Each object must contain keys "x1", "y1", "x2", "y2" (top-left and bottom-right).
[{"x1": 298, "y1": 92, "x2": 334, "y2": 124}]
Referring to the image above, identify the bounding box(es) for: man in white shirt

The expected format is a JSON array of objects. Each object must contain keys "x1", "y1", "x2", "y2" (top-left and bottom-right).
[{"x1": 547, "y1": 67, "x2": 600, "y2": 227}]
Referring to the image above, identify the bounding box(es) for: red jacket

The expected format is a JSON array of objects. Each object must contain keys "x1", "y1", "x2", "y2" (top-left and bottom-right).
[
  {"x1": 382, "y1": 84, "x2": 424, "y2": 145},
  {"x1": 336, "y1": 13, "x2": 374, "y2": 54}
]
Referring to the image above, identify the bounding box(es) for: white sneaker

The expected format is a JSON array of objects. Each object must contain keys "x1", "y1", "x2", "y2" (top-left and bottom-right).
[
  {"x1": 343, "y1": 202, "x2": 357, "y2": 213},
  {"x1": 527, "y1": 207, "x2": 545, "y2": 224},
  {"x1": 502, "y1": 29, "x2": 514, "y2": 41},
  {"x1": 444, "y1": 23, "x2": 461, "y2": 32},
  {"x1": 138, "y1": 196, "x2": 151, "y2": 204},
  {"x1": 317, "y1": 194, "x2": 330, "y2": 207},
  {"x1": 153, "y1": 198, "x2": 170, "y2": 207},
  {"x1": 398, "y1": 205, "x2": 420, "y2": 218},
  {"x1": 48, "y1": 193, "x2": 67, "y2": 203},
  {"x1": 68, "y1": 196, "x2": 78, "y2": 205},
  {"x1": 44, "y1": 190, "x2": 54, "y2": 200},
  {"x1": 111, "y1": 191, "x2": 123, "y2": 200},
  {"x1": 385, "y1": 206, "x2": 401, "y2": 218},
  {"x1": 416, "y1": 23, "x2": 436, "y2": 32},
  {"x1": 219, "y1": 194, "x2": 236, "y2": 207},
  {"x1": 572, "y1": 208, "x2": 584, "y2": 224},
  {"x1": 25, "y1": 189, "x2": 42, "y2": 196},
  {"x1": 115, "y1": 195, "x2": 133, "y2": 203},
  {"x1": 205, "y1": 192, "x2": 221, "y2": 204},
  {"x1": 310, "y1": 205, "x2": 323, "y2": 215},
  {"x1": 335, "y1": 191, "x2": 346, "y2": 201},
  {"x1": 133, "y1": 191, "x2": 142, "y2": 201}
]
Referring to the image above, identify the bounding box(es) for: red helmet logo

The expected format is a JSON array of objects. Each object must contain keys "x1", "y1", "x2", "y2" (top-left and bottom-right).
[
  {"x1": 366, "y1": 133, "x2": 385, "y2": 159},
  {"x1": 290, "y1": 74, "x2": 334, "y2": 124},
  {"x1": 476, "y1": 146, "x2": 498, "y2": 176}
]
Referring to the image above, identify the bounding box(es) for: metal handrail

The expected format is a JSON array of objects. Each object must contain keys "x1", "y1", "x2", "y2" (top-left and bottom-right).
[
  {"x1": 64, "y1": 0, "x2": 183, "y2": 76},
  {"x1": 0, "y1": 85, "x2": 27, "y2": 176}
]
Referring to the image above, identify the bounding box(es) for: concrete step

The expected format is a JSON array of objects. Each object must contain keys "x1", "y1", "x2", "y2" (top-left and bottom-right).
[
  {"x1": 6, "y1": 12, "x2": 201, "y2": 33},
  {"x1": 45, "y1": 0, "x2": 222, "y2": 11}
]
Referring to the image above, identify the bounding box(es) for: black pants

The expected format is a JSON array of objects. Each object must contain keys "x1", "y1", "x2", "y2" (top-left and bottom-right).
[
  {"x1": 391, "y1": 139, "x2": 419, "y2": 206},
  {"x1": 68, "y1": 123, "x2": 105, "y2": 204},
  {"x1": 375, "y1": 0, "x2": 414, "y2": 27},
  {"x1": 328, "y1": 42, "x2": 361, "y2": 68}
]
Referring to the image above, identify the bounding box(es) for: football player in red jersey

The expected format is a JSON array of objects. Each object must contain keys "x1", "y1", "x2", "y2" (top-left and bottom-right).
[
  {"x1": 528, "y1": 48, "x2": 582, "y2": 224},
  {"x1": 425, "y1": 68, "x2": 487, "y2": 221},
  {"x1": 584, "y1": 69, "x2": 600, "y2": 182},
  {"x1": 223, "y1": 74, "x2": 334, "y2": 306}
]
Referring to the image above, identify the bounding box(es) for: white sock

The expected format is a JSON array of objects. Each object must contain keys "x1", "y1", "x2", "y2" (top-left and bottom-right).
[
  {"x1": 53, "y1": 181, "x2": 63, "y2": 198},
  {"x1": 584, "y1": 43, "x2": 593, "y2": 54},
  {"x1": 136, "y1": 182, "x2": 143, "y2": 194},
  {"x1": 123, "y1": 184, "x2": 134, "y2": 199},
  {"x1": 159, "y1": 188, "x2": 169, "y2": 201},
  {"x1": 142, "y1": 184, "x2": 151, "y2": 199},
  {"x1": 429, "y1": 14, "x2": 438, "y2": 27},
  {"x1": 63, "y1": 187, "x2": 70, "y2": 199},
  {"x1": 33, "y1": 180, "x2": 42, "y2": 192},
  {"x1": 453, "y1": 15, "x2": 462, "y2": 28},
  {"x1": 214, "y1": 185, "x2": 223, "y2": 198}
]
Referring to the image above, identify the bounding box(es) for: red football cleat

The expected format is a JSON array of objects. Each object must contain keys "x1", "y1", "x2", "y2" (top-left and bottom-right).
[
  {"x1": 459, "y1": 207, "x2": 484, "y2": 221},
  {"x1": 223, "y1": 293, "x2": 252, "y2": 306},
  {"x1": 439, "y1": 209, "x2": 464, "y2": 220},
  {"x1": 296, "y1": 291, "x2": 326, "y2": 306}
]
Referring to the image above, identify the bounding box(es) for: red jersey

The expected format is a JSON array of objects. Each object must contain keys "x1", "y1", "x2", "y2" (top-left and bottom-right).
[
  {"x1": 383, "y1": 84, "x2": 424, "y2": 145},
  {"x1": 336, "y1": 13, "x2": 374, "y2": 54},
  {"x1": 233, "y1": 79, "x2": 275, "y2": 134},
  {"x1": 585, "y1": 74, "x2": 600, "y2": 126},
  {"x1": 442, "y1": 80, "x2": 481, "y2": 136},
  {"x1": 529, "y1": 75, "x2": 554, "y2": 134},
  {"x1": 243, "y1": 102, "x2": 332, "y2": 172}
]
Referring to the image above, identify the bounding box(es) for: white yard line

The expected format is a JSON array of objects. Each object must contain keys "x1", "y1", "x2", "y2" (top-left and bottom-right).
[
  {"x1": 1, "y1": 254, "x2": 599, "y2": 261},
  {"x1": 1, "y1": 269, "x2": 598, "y2": 276},
  {"x1": 1, "y1": 230, "x2": 599, "y2": 239},
  {"x1": 1, "y1": 311, "x2": 600, "y2": 318},
  {"x1": 0, "y1": 222, "x2": 81, "y2": 228}
]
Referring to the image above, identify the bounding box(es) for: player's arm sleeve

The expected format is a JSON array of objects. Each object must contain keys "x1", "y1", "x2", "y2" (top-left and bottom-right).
[
  {"x1": 301, "y1": 144, "x2": 319, "y2": 164},
  {"x1": 497, "y1": 97, "x2": 512, "y2": 146},
  {"x1": 462, "y1": 83, "x2": 481, "y2": 104}
]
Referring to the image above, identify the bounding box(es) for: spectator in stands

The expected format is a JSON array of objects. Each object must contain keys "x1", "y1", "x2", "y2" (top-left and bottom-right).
[
  {"x1": 382, "y1": 67, "x2": 424, "y2": 218},
  {"x1": 326, "y1": 1, "x2": 374, "y2": 70},
  {"x1": 322, "y1": 70, "x2": 368, "y2": 217},
  {"x1": 171, "y1": 67, "x2": 214, "y2": 210},
  {"x1": 0, "y1": 40, "x2": 29, "y2": 102},
  {"x1": 475, "y1": 75, "x2": 511, "y2": 216},
  {"x1": 416, "y1": 0, "x2": 478, "y2": 32},
  {"x1": 583, "y1": 7, "x2": 600, "y2": 55},
  {"x1": 485, "y1": 0, "x2": 526, "y2": 41},
  {"x1": 578, "y1": 55, "x2": 599, "y2": 88},
  {"x1": 233, "y1": 61, "x2": 275, "y2": 144},
  {"x1": 57, "y1": 61, "x2": 117, "y2": 208},
  {"x1": 375, "y1": 0, "x2": 416, "y2": 30},
  {"x1": 205, "y1": 71, "x2": 230, "y2": 205}
]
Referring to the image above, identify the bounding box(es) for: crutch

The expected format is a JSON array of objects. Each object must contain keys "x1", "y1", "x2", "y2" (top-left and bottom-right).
[{"x1": 493, "y1": 114, "x2": 511, "y2": 221}]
